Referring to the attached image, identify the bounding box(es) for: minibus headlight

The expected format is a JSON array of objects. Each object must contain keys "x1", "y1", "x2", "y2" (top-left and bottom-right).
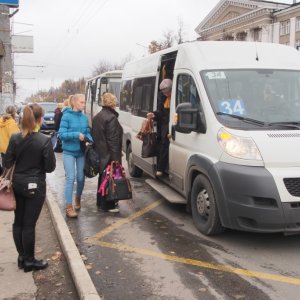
[{"x1": 217, "y1": 128, "x2": 262, "y2": 160}]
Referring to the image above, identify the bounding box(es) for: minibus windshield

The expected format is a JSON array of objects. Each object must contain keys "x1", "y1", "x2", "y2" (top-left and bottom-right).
[{"x1": 202, "y1": 69, "x2": 300, "y2": 129}]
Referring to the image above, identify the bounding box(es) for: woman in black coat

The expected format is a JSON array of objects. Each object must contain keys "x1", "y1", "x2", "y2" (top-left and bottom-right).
[
  {"x1": 5, "y1": 103, "x2": 56, "y2": 272},
  {"x1": 92, "y1": 92, "x2": 123, "y2": 212},
  {"x1": 147, "y1": 78, "x2": 172, "y2": 176}
]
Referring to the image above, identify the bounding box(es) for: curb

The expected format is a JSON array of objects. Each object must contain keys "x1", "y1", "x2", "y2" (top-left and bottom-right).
[{"x1": 46, "y1": 188, "x2": 101, "y2": 300}]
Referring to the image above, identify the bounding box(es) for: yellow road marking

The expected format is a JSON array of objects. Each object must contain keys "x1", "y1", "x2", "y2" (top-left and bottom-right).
[
  {"x1": 85, "y1": 199, "x2": 300, "y2": 286},
  {"x1": 91, "y1": 240, "x2": 300, "y2": 286},
  {"x1": 86, "y1": 200, "x2": 161, "y2": 242}
]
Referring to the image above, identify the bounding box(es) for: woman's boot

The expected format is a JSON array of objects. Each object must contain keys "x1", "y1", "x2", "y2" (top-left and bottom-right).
[
  {"x1": 24, "y1": 258, "x2": 48, "y2": 272},
  {"x1": 66, "y1": 204, "x2": 78, "y2": 218},
  {"x1": 74, "y1": 195, "x2": 81, "y2": 210}
]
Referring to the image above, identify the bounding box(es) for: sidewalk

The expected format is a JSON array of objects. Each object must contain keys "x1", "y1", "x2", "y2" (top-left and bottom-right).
[
  {"x1": 0, "y1": 190, "x2": 101, "y2": 300},
  {"x1": 0, "y1": 211, "x2": 36, "y2": 300}
]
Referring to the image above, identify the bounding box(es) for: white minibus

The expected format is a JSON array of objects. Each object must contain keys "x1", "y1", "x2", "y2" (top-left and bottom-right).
[
  {"x1": 119, "y1": 41, "x2": 300, "y2": 235},
  {"x1": 85, "y1": 70, "x2": 123, "y2": 125}
]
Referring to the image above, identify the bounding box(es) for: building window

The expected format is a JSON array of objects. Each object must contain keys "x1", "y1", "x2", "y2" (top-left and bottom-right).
[
  {"x1": 236, "y1": 31, "x2": 247, "y2": 41},
  {"x1": 253, "y1": 28, "x2": 261, "y2": 41},
  {"x1": 280, "y1": 20, "x2": 290, "y2": 36},
  {"x1": 296, "y1": 17, "x2": 300, "y2": 32}
]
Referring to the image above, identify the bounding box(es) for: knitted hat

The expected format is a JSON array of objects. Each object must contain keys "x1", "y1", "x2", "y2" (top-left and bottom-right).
[{"x1": 159, "y1": 78, "x2": 172, "y2": 91}]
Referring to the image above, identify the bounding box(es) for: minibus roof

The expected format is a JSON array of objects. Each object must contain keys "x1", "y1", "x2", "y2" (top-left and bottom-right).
[
  {"x1": 123, "y1": 41, "x2": 300, "y2": 78},
  {"x1": 86, "y1": 70, "x2": 123, "y2": 82}
]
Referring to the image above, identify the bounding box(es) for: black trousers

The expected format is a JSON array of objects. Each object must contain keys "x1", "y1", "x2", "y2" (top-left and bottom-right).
[
  {"x1": 12, "y1": 182, "x2": 46, "y2": 261},
  {"x1": 157, "y1": 124, "x2": 169, "y2": 172},
  {"x1": 0, "y1": 153, "x2": 5, "y2": 175},
  {"x1": 97, "y1": 172, "x2": 117, "y2": 211}
]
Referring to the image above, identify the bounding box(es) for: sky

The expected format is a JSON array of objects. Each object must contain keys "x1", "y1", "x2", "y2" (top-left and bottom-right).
[{"x1": 12, "y1": 0, "x2": 293, "y2": 102}]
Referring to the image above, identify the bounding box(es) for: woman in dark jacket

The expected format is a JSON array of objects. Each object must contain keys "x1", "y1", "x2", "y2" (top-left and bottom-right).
[
  {"x1": 92, "y1": 92, "x2": 123, "y2": 212},
  {"x1": 147, "y1": 78, "x2": 172, "y2": 176},
  {"x1": 4, "y1": 103, "x2": 56, "y2": 272}
]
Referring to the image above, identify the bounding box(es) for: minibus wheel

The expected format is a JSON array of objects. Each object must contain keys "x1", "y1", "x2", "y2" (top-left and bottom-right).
[
  {"x1": 191, "y1": 174, "x2": 223, "y2": 235},
  {"x1": 127, "y1": 144, "x2": 143, "y2": 177}
]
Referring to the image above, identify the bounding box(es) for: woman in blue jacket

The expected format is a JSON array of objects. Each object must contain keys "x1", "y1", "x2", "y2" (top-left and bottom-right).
[{"x1": 59, "y1": 94, "x2": 93, "y2": 218}]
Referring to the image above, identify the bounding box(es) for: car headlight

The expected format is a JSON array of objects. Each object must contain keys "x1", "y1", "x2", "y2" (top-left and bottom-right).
[{"x1": 217, "y1": 128, "x2": 262, "y2": 160}]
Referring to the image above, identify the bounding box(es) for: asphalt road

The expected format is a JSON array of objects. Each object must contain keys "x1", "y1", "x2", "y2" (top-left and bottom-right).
[{"x1": 47, "y1": 153, "x2": 300, "y2": 300}]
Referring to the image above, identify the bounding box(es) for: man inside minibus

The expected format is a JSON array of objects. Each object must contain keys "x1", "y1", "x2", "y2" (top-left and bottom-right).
[{"x1": 147, "y1": 78, "x2": 172, "y2": 177}]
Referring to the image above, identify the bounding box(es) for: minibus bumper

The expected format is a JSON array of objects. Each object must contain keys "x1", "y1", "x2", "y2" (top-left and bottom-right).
[{"x1": 210, "y1": 162, "x2": 300, "y2": 234}]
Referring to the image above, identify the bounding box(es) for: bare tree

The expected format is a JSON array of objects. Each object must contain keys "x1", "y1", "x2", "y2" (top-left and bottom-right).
[
  {"x1": 175, "y1": 18, "x2": 185, "y2": 44},
  {"x1": 113, "y1": 53, "x2": 134, "y2": 70},
  {"x1": 161, "y1": 29, "x2": 174, "y2": 49},
  {"x1": 92, "y1": 54, "x2": 133, "y2": 76},
  {"x1": 92, "y1": 60, "x2": 113, "y2": 77},
  {"x1": 148, "y1": 18, "x2": 186, "y2": 54}
]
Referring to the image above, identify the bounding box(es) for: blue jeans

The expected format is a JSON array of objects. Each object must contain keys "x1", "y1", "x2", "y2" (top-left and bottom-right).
[{"x1": 63, "y1": 153, "x2": 85, "y2": 205}]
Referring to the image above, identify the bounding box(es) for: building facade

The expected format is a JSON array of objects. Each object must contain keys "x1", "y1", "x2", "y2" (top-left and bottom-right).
[
  {"x1": 0, "y1": 4, "x2": 14, "y2": 114},
  {"x1": 195, "y1": 0, "x2": 300, "y2": 49}
]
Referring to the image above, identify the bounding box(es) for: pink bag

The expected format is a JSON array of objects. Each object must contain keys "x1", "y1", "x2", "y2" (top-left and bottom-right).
[
  {"x1": 98, "y1": 161, "x2": 132, "y2": 201},
  {"x1": 0, "y1": 164, "x2": 16, "y2": 211}
]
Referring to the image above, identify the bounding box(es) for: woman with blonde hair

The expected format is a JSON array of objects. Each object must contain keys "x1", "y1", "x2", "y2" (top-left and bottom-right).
[
  {"x1": 92, "y1": 92, "x2": 123, "y2": 212},
  {"x1": 4, "y1": 103, "x2": 56, "y2": 272},
  {"x1": 59, "y1": 94, "x2": 93, "y2": 218}
]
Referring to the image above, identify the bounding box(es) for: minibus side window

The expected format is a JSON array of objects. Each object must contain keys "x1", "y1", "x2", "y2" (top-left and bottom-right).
[
  {"x1": 89, "y1": 80, "x2": 96, "y2": 103},
  {"x1": 95, "y1": 78, "x2": 101, "y2": 105},
  {"x1": 132, "y1": 86, "x2": 143, "y2": 114},
  {"x1": 120, "y1": 80, "x2": 132, "y2": 112},
  {"x1": 132, "y1": 77, "x2": 155, "y2": 117},
  {"x1": 176, "y1": 74, "x2": 201, "y2": 109}
]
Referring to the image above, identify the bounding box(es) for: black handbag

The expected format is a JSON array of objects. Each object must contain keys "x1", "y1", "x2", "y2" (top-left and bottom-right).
[
  {"x1": 142, "y1": 132, "x2": 158, "y2": 158},
  {"x1": 53, "y1": 135, "x2": 63, "y2": 153},
  {"x1": 106, "y1": 161, "x2": 132, "y2": 201},
  {"x1": 84, "y1": 144, "x2": 100, "y2": 178}
]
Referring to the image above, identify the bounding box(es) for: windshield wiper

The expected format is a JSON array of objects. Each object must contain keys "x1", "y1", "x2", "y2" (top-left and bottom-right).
[
  {"x1": 216, "y1": 112, "x2": 266, "y2": 126},
  {"x1": 267, "y1": 121, "x2": 300, "y2": 130}
]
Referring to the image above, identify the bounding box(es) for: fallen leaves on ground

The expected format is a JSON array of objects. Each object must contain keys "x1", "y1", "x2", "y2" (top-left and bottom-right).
[{"x1": 51, "y1": 251, "x2": 62, "y2": 261}]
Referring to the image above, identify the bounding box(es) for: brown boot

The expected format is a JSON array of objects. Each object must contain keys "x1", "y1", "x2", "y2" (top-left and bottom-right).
[
  {"x1": 66, "y1": 204, "x2": 78, "y2": 218},
  {"x1": 74, "y1": 195, "x2": 81, "y2": 210}
]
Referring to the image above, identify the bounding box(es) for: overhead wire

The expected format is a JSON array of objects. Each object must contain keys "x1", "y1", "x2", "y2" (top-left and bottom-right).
[
  {"x1": 15, "y1": 0, "x2": 95, "y2": 80},
  {"x1": 47, "y1": 0, "x2": 109, "y2": 62},
  {"x1": 17, "y1": 0, "x2": 111, "y2": 90},
  {"x1": 47, "y1": 0, "x2": 98, "y2": 61}
]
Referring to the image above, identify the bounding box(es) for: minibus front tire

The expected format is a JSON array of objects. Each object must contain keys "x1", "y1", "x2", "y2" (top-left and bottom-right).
[
  {"x1": 127, "y1": 144, "x2": 143, "y2": 177},
  {"x1": 191, "y1": 174, "x2": 223, "y2": 235}
]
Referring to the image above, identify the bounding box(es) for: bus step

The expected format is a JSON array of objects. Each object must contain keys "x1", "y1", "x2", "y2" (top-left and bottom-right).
[{"x1": 145, "y1": 179, "x2": 186, "y2": 204}]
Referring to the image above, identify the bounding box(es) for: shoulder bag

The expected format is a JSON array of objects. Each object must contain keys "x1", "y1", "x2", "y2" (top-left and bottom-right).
[
  {"x1": 84, "y1": 143, "x2": 100, "y2": 178},
  {"x1": 0, "y1": 164, "x2": 16, "y2": 211},
  {"x1": 53, "y1": 134, "x2": 63, "y2": 153},
  {"x1": 137, "y1": 118, "x2": 158, "y2": 158}
]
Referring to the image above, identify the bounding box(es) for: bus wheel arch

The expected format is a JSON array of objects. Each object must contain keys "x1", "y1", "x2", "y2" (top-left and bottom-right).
[
  {"x1": 126, "y1": 143, "x2": 143, "y2": 177},
  {"x1": 191, "y1": 173, "x2": 224, "y2": 235}
]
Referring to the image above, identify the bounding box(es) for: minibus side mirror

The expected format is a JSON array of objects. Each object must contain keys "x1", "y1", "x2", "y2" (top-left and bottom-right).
[{"x1": 174, "y1": 103, "x2": 206, "y2": 134}]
